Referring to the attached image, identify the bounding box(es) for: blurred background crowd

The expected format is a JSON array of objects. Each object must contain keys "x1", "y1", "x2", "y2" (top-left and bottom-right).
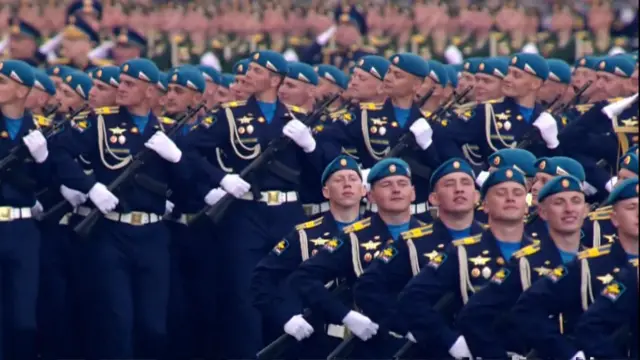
[{"x1": 1, "y1": 0, "x2": 638, "y2": 72}]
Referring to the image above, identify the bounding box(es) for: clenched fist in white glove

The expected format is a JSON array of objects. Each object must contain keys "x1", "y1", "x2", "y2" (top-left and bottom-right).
[
  {"x1": 449, "y1": 336, "x2": 473, "y2": 359},
  {"x1": 88, "y1": 182, "x2": 119, "y2": 214},
  {"x1": 283, "y1": 314, "x2": 314, "y2": 341},
  {"x1": 145, "y1": 131, "x2": 182, "y2": 163},
  {"x1": 476, "y1": 170, "x2": 490, "y2": 187},
  {"x1": 283, "y1": 119, "x2": 316, "y2": 153},
  {"x1": 204, "y1": 187, "x2": 227, "y2": 205},
  {"x1": 409, "y1": 118, "x2": 434, "y2": 150},
  {"x1": 602, "y1": 93, "x2": 638, "y2": 119},
  {"x1": 570, "y1": 350, "x2": 586, "y2": 360},
  {"x1": 406, "y1": 332, "x2": 417, "y2": 343},
  {"x1": 605, "y1": 176, "x2": 618, "y2": 192},
  {"x1": 23, "y1": 131, "x2": 49, "y2": 163},
  {"x1": 31, "y1": 200, "x2": 44, "y2": 219},
  {"x1": 342, "y1": 310, "x2": 379, "y2": 341},
  {"x1": 532, "y1": 112, "x2": 559, "y2": 149},
  {"x1": 60, "y1": 185, "x2": 88, "y2": 207},
  {"x1": 164, "y1": 200, "x2": 174, "y2": 216},
  {"x1": 360, "y1": 168, "x2": 371, "y2": 192},
  {"x1": 220, "y1": 174, "x2": 251, "y2": 198}
]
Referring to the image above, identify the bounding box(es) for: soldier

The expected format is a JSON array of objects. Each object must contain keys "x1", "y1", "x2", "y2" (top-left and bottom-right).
[
  {"x1": 472, "y1": 57, "x2": 508, "y2": 103},
  {"x1": 252, "y1": 155, "x2": 364, "y2": 356},
  {"x1": 539, "y1": 59, "x2": 573, "y2": 123},
  {"x1": 353, "y1": 158, "x2": 484, "y2": 356},
  {"x1": 457, "y1": 174, "x2": 589, "y2": 358},
  {"x1": 397, "y1": 167, "x2": 530, "y2": 359},
  {"x1": 109, "y1": 27, "x2": 147, "y2": 66},
  {"x1": 216, "y1": 74, "x2": 236, "y2": 103},
  {"x1": 229, "y1": 58, "x2": 252, "y2": 102},
  {"x1": 88, "y1": 66, "x2": 120, "y2": 108},
  {"x1": 340, "y1": 55, "x2": 389, "y2": 105},
  {"x1": 457, "y1": 57, "x2": 481, "y2": 103},
  {"x1": 151, "y1": 72, "x2": 168, "y2": 117},
  {"x1": 46, "y1": 64, "x2": 75, "y2": 92},
  {"x1": 513, "y1": 176, "x2": 639, "y2": 359},
  {"x1": 66, "y1": 0, "x2": 103, "y2": 31},
  {"x1": 582, "y1": 0, "x2": 630, "y2": 57},
  {"x1": 314, "y1": 64, "x2": 349, "y2": 112},
  {"x1": 0, "y1": 60, "x2": 54, "y2": 359},
  {"x1": 197, "y1": 65, "x2": 221, "y2": 109},
  {"x1": 26, "y1": 69, "x2": 57, "y2": 115},
  {"x1": 7, "y1": 18, "x2": 47, "y2": 67},
  {"x1": 51, "y1": 58, "x2": 188, "y2": 359},
  {"x1": 55, "y1": 15, "x2": 108, "y2": 71},
  {"x1": 417, "y1": 60, "x2": 450, "y2": 116},
  {"x1": 540, "y1": 4, "x2": 580, "y2": 64}
]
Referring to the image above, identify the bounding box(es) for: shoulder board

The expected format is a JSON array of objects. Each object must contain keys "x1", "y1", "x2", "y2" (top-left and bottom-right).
[
  {"x1": 631, "y1": 258, "x2": 638, "y2": 267},
  {"x1": 221, "y1": 100, "x2": 247, "y2": 108},
  {"x1": 487, "y1": 97, "x2": 505, "y2": 104},
  {"x1": 574, "y1": 103, "x2": 595, "y2": 113},
  {"x1": 91, "y1": 58, "x2": 113, "y2": 67},
  {"x1": 589, "y1": 210, "x2": 612, "y2": 221},
  {"x1": 329, "y1": 108, "x2": 347, "y2": 118},
  {"x1": 490, "y1": 31, "x2": 504, "y2": 40},
  {"x1": 49, "y1": 57, "x2": 70, "y2": 65},
  {"x1": 513, "y1": 242, "x2": 541, "y2": 259},
  {"x1": 608, "y1": 97, "x2": 624, "y2": 104},
  {"x1": 201, "y1": 116, "x2": 214, "y2": 128},
  {"x1": 33, "y1": 114, "x2": 52, "y2": 127},
  {"x1": 411, "y1": 34, "x2": 426, "y2": 43},
  {"x1": 295, "y1": 216, "x2": 324, "y2": 231},
  {"x1": 578, "y1": 244, "x2": 612, "y2": 260},
  {"x1": 613, "y1": 37, "x2": 628, "y2": 46},
  {"x1": 401, "y1": 224, "x2": 434, "y2": 240},
  {"x1": 591, "y1": 205, "x2": 613, "y2": 213},
  {"x1": 286, "y1": 104, "x2": 309, "y2": 115},
  {"x1": 452, "y1": 234, "x2": 482, "y2": 247},
  {"x1": 72, "y1": 110, "x2": 91, "y2": 120},
  {"x1": 360, "y1": 102, "x2": 383, "y2": 110},
  {"x1": 575, "y1": 30, "x2": 589, "y2": 40},
  {"x1": 343, "y1": 217, "x2": 372, "y2": 233},
  {"x1": 94, "y1": 106, "x2": 120, "y2": 115},
  {"x1": 451, "y1": 36, "x2": 462, "y2": 46},
  {"x1": 173, "y1": 34, "x2": 185, "y2": 43},
  {"x1": 160, "y1": 116, "x2": 176, "y2": 125}
]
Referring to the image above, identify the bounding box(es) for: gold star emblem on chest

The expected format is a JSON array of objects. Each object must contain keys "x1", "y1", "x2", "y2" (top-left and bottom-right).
[
  {"x1": 621, "y1": 118, "x2": 638, "y2": 127},
  {"x1": 424, "y1": 250, "x2": 439, "y2": 260},
  {"x1": 534, "y1": 267, "x2": 551, "y2": 276},
  {"x1": 310, "y1": 238, "x2": 330, "y2": 246},
  {"x1": 370, "y1": 118, "x2": 387, "y2": 126},
  {"x1": 238, "y1": 116, "x2": 254, "y2": 124},
  {"x1": 360, "y1": 241, "x2": 382, "y2": 251},
  {"x1": 469, "y1": 255, "x2": 491, "y2": 266},
  {"x1": 597, "y1": 273, "x2": 614, "y2": 285},
  {"x1": 108, "y1": 127, "x2": 127, "y2": 135},
  {"x1": 495, "y1": 112, "x2": 510, "y2": 121}
]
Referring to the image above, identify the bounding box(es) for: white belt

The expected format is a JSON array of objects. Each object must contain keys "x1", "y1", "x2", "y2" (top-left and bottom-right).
[
  {"x1": 104, "y1": 211, "x2": 162, "y2": 226},
  {"x1": 59, "y1": 206, "x2": 92, "y2": 225},
  {"x1": 326, "y1": 324, "x2": 347, "y2": 339},
  {"x1": 303, "y1": 202, "x2": 330, "y2": 216},
  {"x1": 364, "y1": 202, "x2": 430, "y2": 215},
  {"x1": 240, "y1": 190, "x2": 298, "y2": 206},
  {"x1": 0, "y1": 207, "x2": 32, "y2": 222}
]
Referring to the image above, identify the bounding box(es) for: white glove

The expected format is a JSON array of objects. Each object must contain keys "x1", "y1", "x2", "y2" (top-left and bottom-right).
[
  {"x1": 448, "y1": 336, "x2": 473, "y2": 359},
  {"x1": 342, "y1": 310, "x2": 379, "y2": 341},
  {"x1": 88, "y1": 182, "x2": 119, "y2": 214},
  {"x1": 31, "y1": 200, "x2": 44, "y2": 220},
  {"x1": 204, "y1": 187, "x2": 227, "y2": 205},
  {"x1": 144, "y1": 131, "x2": 182, "y2": 163},
  {"x1": 220, "y1": 174, "x2": 251, "y2": 198},
  {"x1": 602, "y1": 93, "x2": 638, "y2": 119},
  {"x1": 60, "y1": 185, "x2": 88, "y2": 207},
  {"x1": 88, "y1": 41, "x2": 114, "y2": 60},
  {"x1": 570, "y1": 350, "x2": 586, "y2": 360},
  {"x1": 164, "y1": 200, "x2": 174, "y2": 216},
  {"x1": 605, "y1": 176, "x2": 618, "y2": 193},
  {"x1": 38, "y1": 32, "x2": 63, "y2": 54},
  {"x1": 507, "y1": 351, "x2": 528, "y2": 360},
  {"x1": 23, "y1": 131, "x2": 49, "y2": 163},
  {"x1": 476, "y1": 170, "x2": 490, "y2": 187},
  {"x1": 532, "y1": 112, "x2": 560, "y2": 149},
  {"x1": 283, "y1": 119, "x2": 316, "y2": 153},
  {"x1": 406, "y1": 332, "x2": 417, "y2": 343},
  {"x1": 583, "y1": 181, "x2": 598, "y2": 196},
  {"x1": 316, "y1": 25, "x2": 337, "y2": 45},
  {"x1": 283, "y1": 314, "x2": 314, "y2": 341},
  {"x1": 360, "y1": 168, "x2": 371, "y2": 192},
  {"x1": 409, "y1": 118, "x2": 434, "y2": 150}
]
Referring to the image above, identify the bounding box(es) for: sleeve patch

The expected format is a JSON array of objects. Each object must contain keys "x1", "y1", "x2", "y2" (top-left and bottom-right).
[
  {"x1": 377, "y1": 246, "x2": 398, "y2": 263},
  {"x1": 427, "y1": 252, "x2": 447, "y2": 269},
  {"x1": 601, "y1": 280, "x2": 626, "y2": 302},
  {"x1": 324, "y1": 238, "x2": 344, "y2": 253},
  {"x1": 546, "y1": 265, "x2": 568, "y2": 283},
  {"x1": 491, "y1": 268, "x2": 511, "y2": 285},
  {"x1": 272, "y1": 240, "x2": 289, "y2": 255}
]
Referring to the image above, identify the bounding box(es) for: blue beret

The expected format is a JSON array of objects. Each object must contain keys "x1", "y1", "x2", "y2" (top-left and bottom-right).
[
  {"x1": 619, "y1": 153, "x2": 638, "y2": 174},
  {"x1": 389, "y1": 53, "x2": 430, "y2": 78},
  {"x1": 8, "y1": 18, "x2": 41, "y2": 39},
  {"x1": 47, "y1": 65, "x2": 74, "y2": 79},
  {"x1": 121, "y1": 58, "x2": 159, "y2": 84},
  {"x1": 90, "y1": 66, "x2": 121, "y2": 88},
  {"x1": 547, "y1": 59, "x2": 572, "y2": 84},
  {"x1": 0, "y1": 60, "x2": 35, "y2": 87},
  {"x1": 321, "y1": 155, "x2": 361, "y2": 185},
  {"x1": 429, "y1": 158, "x2": 475, "y2": 189},
  {"x1": 156, "y1": 72, "x2": 168, "y2": 93},
  {"x1": 463, "y1": 57, "x2": 483, "y2": 74},
  {"x1": 355, "y1": 55, "x2": 390, "y2": 80},
  {"x1": 426, "y1": 60, "x2": 448, "y2": 85},
  {"x1": 444, "y1": 65, "x2": 458, "y2": 88},
  {"x1": 63, "y1": 15, "x2": 99, "y2": 43},
  {"x1": 452, "y1": 64, "x2": 464, "y2": 73},
  {"x1": 114, "y1": 27, "x2": 147, "y2": 48},
  {"x1": 477, "y1": 58, "x2": 508, "y2": 79},
  {"x1": 614, "y1": 54, "x2": 637, "y2": 68},
  {"x1": 32, "y1": 69, "x2": 56, "y2": 96},
  {"x1": 604, "y1": 177, "x2": 639, "y2": 206},
  {"x1": 334, "y1": 5, "x2": 367, "y2": 35},
  {"x1": 67, "y1": 0, "x2": 102, "y2": 20},
  {"x1": 596, "y1": 57, "x2": 635, "y2": 78},
  {"x1": 286, "y1": 62, "x2": 318, "y2": 86},
  {"x1": 63, "y1": 71, "x2": 92, "y2": 100},
  {"x1": 197, "y1": 65, "x2": 222, "y2": 84},
  {"x1": 368, "y1": 158, "x2": 411, "y2": 185},
  {"x1": 219, "y1": 74, "x2": 235, "y2": 89},
  {"x1": 535, "y1": 157, "x2": 585, "y2": 182},
  {"x1": 315, "y1": 64, "x2": 349, "y2": 89},
  {"x1": 538, "y1": 175, "x2": 584, "y2": 203},
  {"x1": 168, "y1": 67, "x2": 206, "y2": 93},
  {"x1": 574, "y1": 56, "x2": 601, "y2": 70},
  {"x1": 489, "y1": 149, "x2": 537, "y2": 177},
  {"x1": 510, "y1": 53, "x2": 550, "y2": 80},
  {"x1": 233, "y1": 59, "x2": 250, "y2": 75},
  {"x1": 250, "y1": 50, "x2": 288, "y2": 76},
  {"x1": 481, "y1": 166, "x2": 527, "y2": 198}
]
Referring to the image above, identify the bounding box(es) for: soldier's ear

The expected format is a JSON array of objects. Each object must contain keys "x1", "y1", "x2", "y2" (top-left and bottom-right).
[
  {"x1": 538, "y1": 203, "x2": 548, "y2": 221},
  {"x1": 16, "y1": 85, "x2": 30, "y2": 99},
  {"x1": 321, "y1": 185, "x2": 330, "y2": 200},
  {"x1": 428, "y1": 192, "x2": 439, "y2": 207}
]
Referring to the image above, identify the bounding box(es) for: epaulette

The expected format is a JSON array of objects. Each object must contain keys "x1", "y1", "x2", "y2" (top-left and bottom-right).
[
  {"x1": 252, "y1": 33, "x2": 264, "y2": 43},
  {"x1": 94, "y1": 106, "x2": 120, "y2": 115},
  {"x1": 221, "y1": 100, "x2": 247, "y2": 108},
  {"x1": 589, "y1": 208, "x2": 612, "y2": 221},
  {"x1": 613, "y1": 37, "x2": 628, "y2": 47},
  {"x1": 574, "y1": 30, "x2": 589, "y2": 40},
  {"x1": 411, "y1": 34, "x2": 426, "y2": 43},
  {"x1": 490, "y1": 31, "x2": 504, "y2": 40},
  {"x1": 295, "y1": 216, "x2": 323, "y2": 231},
  {"x1": 72, "y1": 110, "x2": 91, "y2": 120},
  {"x1": 201, "y1": 116, "x2": 214, "y2": 128},
  {"x1": 33, "y1": 114, "x2": 52, "y2": 128},
  {"x1": 49, "y1": 57, "x2": 70, "y2": 65},
  {"x1": 360, "y1": 102, "x2": 383, "y2": 110},
  {"x1": 173, "y1": 34, "x2": 185, "y2": 43},
  {"x1": 578, "y1": 244, "x2": 612, "y2": 260},
  {"x1": 452, "y1": 234, "x2": 482, "y2": 247},
  {"x1": 513, "y1": 242, "x2": 541, "y2": 259},
  {"x1": 451, "y1": 36, "x2": 462, "y2": 46},
  {"x1": 537, "y1": 31, "x2": 551, "y2": 41},
  {"x1": 340, "y1": 111, "x2": 354, "y2": 123},
  {"x1": 401, "y1": 224, "x2": 434, "y2": 240},
  {"x1": 344, "y1": 217, "x2": 371, "y2": 233},
  {"x1": 286, "y1": 104, "x2": 308, "y2": 115},
  {"x1": 607, "y1": 97, "x2": 624, "y2": 104},
  {"x1": 487, "y1": 97, "x2": 505, "y2": 104},
  {"x1": 160, "y1": 117, "x2": 176, "y2": 125},
  {"x1": 574, "y1": 103, "x2": 595, "y2": 114},
  {"x1": 91, "y1": 58, "x2": 113, "y2": 67},
  {"x1": 329, "y1": 108, "x2": 347, "y2": 119}
]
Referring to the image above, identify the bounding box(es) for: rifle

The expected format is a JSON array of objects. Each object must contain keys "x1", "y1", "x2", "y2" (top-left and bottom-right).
[
  {"x1": 0, "y1": 103, "x2": 88, "y2": 172},
  {"x1": 387, "y1": 86, "x2": 472, "y2": 158},
  {"x1": 73, "y1": 102, "x2": 206, "y2": 237},
  {"x1": 188, "y1": 93, "x2": 341, "y2": 226}
]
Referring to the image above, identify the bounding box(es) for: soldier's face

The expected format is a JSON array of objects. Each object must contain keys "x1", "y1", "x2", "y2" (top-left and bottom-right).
[
  {"x1": 539, "y1": 192, "x2": 586, "y2": 235},
  {"x1": 572, "y1": 68, "x2": 597, "y2": 98},
  {"x1": 56, "y1": 83, "x2": 85, "y2": 113},
  {"x1": 62, "y1": 37, "x2": 92, "y2": 59},
  {"x1": 216, "y1": 86, "x2": 234, "y2": 103},
  {"x1": 112, "y1": 44, "x2": 142, "y2": 67},
  {"x1": 116, "y1": 74, "x2": 149, "y2": 106},
  {"x1": 9, "y1": 34, "x2": 37, "y2": 59},
  {"x1": 149, "y1": 87, "x2": 166, "y2": 109},
  {"x1": 429, "y1": 172, "x2": 479, "y2": 215},
  {"x1": 537, "y1": 80, "x2": 568, "y2": 105},
  {"x1": 369, "y1": 176, "x2": 416, "y2": 214},
  {"x1": 611, "y1": 197, "x2": 639, "y2": 239},
  {"x1": 349, "y1": 68, "x2": 382, "y2": 101},
  {"x1": 474, "y1": 74, "x2": 502, "y2": 102},
  {"x1": 483, "y1": 182, "x2": 528, "y2": 223},
  {"x1": 245, "y1": 63, "x2": 277, "y2": 93},
  {"x1": 165, "y1": 84, "x2": 198, "y2": 114},
  {"x1": 278, "y1": 78, "x2": 315, "y2": 108},
  {"x1": 204, "y1": 81, "x2": 218, "y2": 106},
  {"x1": 25, "y1": 88, "x2": 49, "y2": 111},
  {"x1": 51, "y1": 77, "x2": 65, "y2": 92},
  {"x1": 316, "y1": 78, "x2": 342, "y2": 101},
  {"x1": 530, "y1": 173, "x2": 554, "y2": 205},
  {"x1": 335, "y1": 24, "x2": 360, "y2": 48},
  {"x1": 322, "y1": 169, "x2": 365, "y2": 208},
  {"x1": 596, "y1": 72, "x2": 624, "y2": 98},
  {"x1": 382, "y1": 66, "x2": 421, "y2": 98},
  {"x1": 618, "y1": 168, "x2": 637, "y2": 182},
  {"x1": 458, "y1": 72, "x2": 476, "y2": 100},
  {"x1": 503, "y1": 67, "x2": 540, "y2": 98},
  {"x1": 88, "y1": 80, "x2": 117, "y2": 108},
  {"x1": 631, "y1": 68, "x2": 639, "y2": 90},
  {"x1": 230, "y1": 82, "x2": 251, "y2": 101}
]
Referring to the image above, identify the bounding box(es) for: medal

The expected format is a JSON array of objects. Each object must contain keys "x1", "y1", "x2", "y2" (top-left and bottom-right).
[
  {"x1": 110, "y1": 135, "x2": 117, "y2": 143},
  {"x1": 497, "y1": 257, "x2": 505, "y2": 265},
  {"x1": 258, "y1": 117, "x2": 265, "y2": 123},
  {"x1": 471, "y1": 268, "x2": 481, "y2": 278},
  {"x1": 118, "y1": 135, "x2": 126, "y2": 145},
  {"x1": 0, "y1": 131, "x2": 7, "y2": 138},
  {"x1": 370, "y1": 126, "x2": 377, "y2": 134},
  {"x1": 391, "y1": 121, "x2": 398, "y2": 128},
  {"x1": 364, "y1": 253, "x2": 373, "y2": 262},
  {"x1": 247, "y1": 125, "x2": 254, "y2": 134},
  {"x1": 379, "y1": 126, "x2": 387, "y2": 136},
  {"x1": 131, "y1": 127, "x2": 139, "y2": 134},
  {"x1": 238, "y1": 126, "x2": 246, "y2": 134},
  {"x1": 482, "y1": 266, "x2": 492, "y2": 279},
  {"x1": 504, "y1": 121, "x2": 512, "y2": 131}
]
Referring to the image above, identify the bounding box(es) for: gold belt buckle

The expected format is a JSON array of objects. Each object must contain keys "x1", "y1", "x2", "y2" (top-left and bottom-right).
[
  {"x1": 266, "y1": 191, "x2": 282, "y2": 206},
  {"x1": 131, "y1": 212, "x2": 143, "y2": 225},
  {"x1": 0, "y1": 207, "x2": 11, "y2": 221}
]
